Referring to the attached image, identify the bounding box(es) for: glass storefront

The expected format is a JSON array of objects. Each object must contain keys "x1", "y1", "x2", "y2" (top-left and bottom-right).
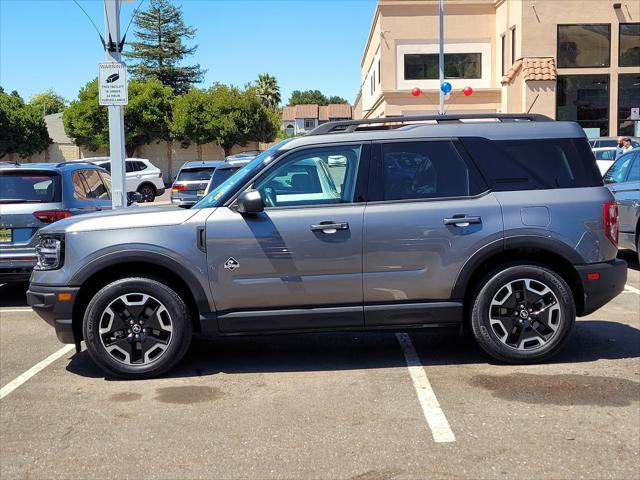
[
  {"x1": 618, "y1": 74, "x2": 640, "y2": 136},
  {"x1": 619, "y1": 23, "x2": 640, "y2": 67},
  {"x1": 557, "y1": 75, "x2": 610, "y2": 136},
  {"x1": 558, "y1": 24, "x2": 611, "y2": 68}
]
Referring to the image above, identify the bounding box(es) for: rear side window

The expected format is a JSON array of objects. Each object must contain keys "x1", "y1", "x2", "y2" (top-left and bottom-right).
[
  {"x1": 0, "y1": 171, "x2": 61, "y2": 203},
  {"x1": 134, "y1": 161, "x2": 147, "y2": 171},
  {"x1": 461, "y1": 137, "x2": 602, "y2": 190},
  {"x1": 72, "y1": 169, "x2": 110, "y2": 200},
  {"x1": 177, "y1": 167, "x2": 215, "y2": 182},
  {"x1": 381, "y1": 141, "x2": 485, "y2": 201}
]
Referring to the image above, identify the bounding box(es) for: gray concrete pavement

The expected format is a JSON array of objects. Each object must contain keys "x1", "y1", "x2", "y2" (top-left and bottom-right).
[{"x1": 0, "y1": 254, "x2": 638, "y2": 479}]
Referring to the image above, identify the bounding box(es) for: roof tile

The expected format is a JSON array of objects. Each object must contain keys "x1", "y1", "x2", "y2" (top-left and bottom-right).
[{"x1": 502, "y1": 57, "x2": 556, "y2": 85}]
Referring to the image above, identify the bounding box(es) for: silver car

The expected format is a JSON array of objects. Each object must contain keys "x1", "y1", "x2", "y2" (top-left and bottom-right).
[{"x1": 28, "y1": 114, "x2": 627, "y2": 379}]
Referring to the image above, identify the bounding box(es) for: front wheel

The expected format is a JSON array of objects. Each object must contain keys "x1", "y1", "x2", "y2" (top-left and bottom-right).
[
  {"x1": 470, "y1": 265, "x2": 575, "y2": 364},
  {"x1": 83, "y1": 277, "x2": 192, "y2": 379},
  {"x1": 137, "y1": 184, "x2": 156, "y2": 202}
]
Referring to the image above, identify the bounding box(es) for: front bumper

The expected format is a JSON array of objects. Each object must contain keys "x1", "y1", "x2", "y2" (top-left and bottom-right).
[
  {"x1": 26, "y1": 284, "x2": 80, "y2": 344},
  {"x1": 576, "y1": 259, "x2": 627, "y2": 316},
  {"x1": 0, "y1": 246, "x2": 37, "y2": 282}
]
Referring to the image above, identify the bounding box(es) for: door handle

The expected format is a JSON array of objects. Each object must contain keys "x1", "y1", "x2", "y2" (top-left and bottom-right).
[
  {"x1": 310, "y1": 221, "x2": 349, "y2": 233},
  {"x1": 443, "y1": 215, "x2": 482, "y2": 227}
]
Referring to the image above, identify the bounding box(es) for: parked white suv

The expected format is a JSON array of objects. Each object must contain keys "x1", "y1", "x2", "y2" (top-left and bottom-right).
[{"x1": 83, "y1": 157, "x2": 165, "y2": 202}]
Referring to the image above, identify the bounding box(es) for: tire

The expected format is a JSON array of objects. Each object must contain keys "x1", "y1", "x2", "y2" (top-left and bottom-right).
[
  {"x1": 470, "y1": 264, "x2": 575, "y2": 364},
  {"x1": 137, "y1": 184, "x2": 156, "y2": 203},
  {"x1": 83, "y1": 277, "x2": 192, "y2": 379}
]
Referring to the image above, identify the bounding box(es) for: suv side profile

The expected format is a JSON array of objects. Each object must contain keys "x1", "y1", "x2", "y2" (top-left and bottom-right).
[
  {"x1": 84, "y1": 157, "x2": 165, "y2": 202},
  {"x1": 28, "y1": 114, "x2": 627, "y2": 379}
]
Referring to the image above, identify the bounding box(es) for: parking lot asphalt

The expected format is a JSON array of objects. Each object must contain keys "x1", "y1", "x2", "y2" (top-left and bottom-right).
[{"x1": 0, "y1": 253, "x2": 638, "y2": 479}]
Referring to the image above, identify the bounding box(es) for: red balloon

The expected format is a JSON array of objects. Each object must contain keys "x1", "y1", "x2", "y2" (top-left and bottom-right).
[
  {"x1": 463, "y1": 86, "x2": 473, "y2": 96},
  {"x1": 411, "y1": 87, "x2": 421, "y2": 97}
]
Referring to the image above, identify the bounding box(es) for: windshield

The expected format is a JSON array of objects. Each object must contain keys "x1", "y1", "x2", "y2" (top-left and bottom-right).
[
  {"x1": 0, "y1": 171, "x2": 61, "y2": 203},
  {"x1": 193, "y1": 140, "x2": 292, "y2": 209}
]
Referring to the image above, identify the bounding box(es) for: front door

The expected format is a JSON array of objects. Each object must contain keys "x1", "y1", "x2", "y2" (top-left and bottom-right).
[
  {"x1": 206, "y1": 143, "x2": 368, "y2": 332},
  {"x1": 363, "y1": 139, "x2": 504, "y2": 326}
]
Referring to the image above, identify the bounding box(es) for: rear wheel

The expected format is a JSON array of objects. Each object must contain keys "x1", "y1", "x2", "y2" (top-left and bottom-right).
[
  {"x1": 137, "y1": 184, "x2": 156, "y2": 202},
  {"x1": 83, "y1": 277, "x2": 192, "y2": 379},
  {"x1": 470, "y1": 264, "x2": 575, "y2": 363}
]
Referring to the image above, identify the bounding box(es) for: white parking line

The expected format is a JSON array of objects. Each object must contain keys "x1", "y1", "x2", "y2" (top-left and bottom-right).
[
  {"x1": 395, "y1": 333, "x2": 455, "y2": 443},
  {"x1": 0, "y1": 345, "x2": 75, "y2": 400},
  {"x1": 0, "y1": 307, "x2": 33, "y2": 313},
  {"x1": 623, "y1": 284, "x2": 640, "y2": 295}
]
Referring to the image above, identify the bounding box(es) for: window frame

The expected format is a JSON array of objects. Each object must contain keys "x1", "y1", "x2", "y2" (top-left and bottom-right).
[
  {"x1": 510, "y1": 26, "x2": 517, "y2": 65},
  {"x1": 304, "y1": 119, "x2": 316, "y2": 130},
  {"x1": 226, "y1": 142, "x2": 371, "y2": 211},
  {"x1": 501, "y1": 33, "x2": 506, "y2": 76},
  {"x1": 618, "y1": 22, "x2": 640, "y2": 67},
  {"x1": 403, "y1": 53, "x2": 483, "y2": 80},
  {"x1": 556, "y1": 73, "x2": 610, "y2": 136},
  {"x1": 367, "y1": 138, "x2": 489, "y2": 204},
  {"x1": 557, "y1": 23, "x2": 611, "y2": 68}
]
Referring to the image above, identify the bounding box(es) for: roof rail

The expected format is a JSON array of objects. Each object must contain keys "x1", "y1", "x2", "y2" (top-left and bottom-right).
[
  {"x1": 307, "y1": 113, "x2": 553, "y2": 136},
  {"x1": 55, "y1": 160, "x2": 98, "y2": 168}
]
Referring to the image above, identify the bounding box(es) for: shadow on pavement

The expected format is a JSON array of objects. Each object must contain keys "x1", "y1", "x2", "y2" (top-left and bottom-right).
[
  {"x1": 66, "y1": 320, "x2": 640, "y2": 380},
  {"x1": 0, "y1": 283, "x2": 29, "y2": 307},
  {"x1": 618, "y1": 249, "x2": 639, "y2": 272}
]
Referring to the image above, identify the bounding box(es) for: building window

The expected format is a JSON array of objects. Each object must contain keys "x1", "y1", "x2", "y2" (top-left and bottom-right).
[
  {"x1": 501, "y1": 34, "x2": 506, "y2": 75},
  {"x1": 510, "y1": 27, "x2": 516, "y2": 64},
  {"x1": 619, "y1": 23, "x2": 640, "y2": 67},
  {"x1": 618, "y1": 73, "x2": 640, "y2": 136},
  {"x1": 378, "y1": 59, "x2": 381, "y2": 85},
  {"x1": 557, "y1": 74, "x2": 609, "y2": 136},
  {"x1": 557, "y1": 24, "x2": 611, "y2": 68},
  {"x1": 404, "y1": 53, "x2": 482, "y2": 80},
  {"x1": 304, "y1": 119, "x2": 315, "y2": 130}
]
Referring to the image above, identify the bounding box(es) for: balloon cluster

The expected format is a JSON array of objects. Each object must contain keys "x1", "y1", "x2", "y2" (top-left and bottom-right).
[{"x1": 410, "y1": 85, "x2": 474, "y2": 97}]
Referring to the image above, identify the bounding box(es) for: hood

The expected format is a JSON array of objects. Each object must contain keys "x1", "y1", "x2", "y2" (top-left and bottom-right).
[{"x1": 42, "y1": 205, "x2": 202, "y2": 234}]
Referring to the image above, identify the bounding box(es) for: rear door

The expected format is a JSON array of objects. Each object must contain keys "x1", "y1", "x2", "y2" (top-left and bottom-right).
[
  {"x1": 206, "y1": 143, "x2": 368, "y2": 332},
  {"x1": 363, "y1": 139, "x2": 503, "y2": 326}
]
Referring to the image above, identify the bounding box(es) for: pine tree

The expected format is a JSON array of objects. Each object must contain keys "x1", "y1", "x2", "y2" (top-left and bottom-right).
[{"x1": 123, "y1": 0, "x2": 205, "y2": 94}]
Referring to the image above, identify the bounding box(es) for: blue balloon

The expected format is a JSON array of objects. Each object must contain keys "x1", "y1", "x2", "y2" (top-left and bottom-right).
[{"x1": 440, "y1": 82, "x2": 452, "y2": 94}]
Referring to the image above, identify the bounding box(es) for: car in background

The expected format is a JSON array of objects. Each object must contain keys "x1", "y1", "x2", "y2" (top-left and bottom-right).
[
  {"x1": 171, "y1": 161, "x2": 223, "y2": 207},
  {"x1": 0, "y1": 161, "x2": 114, "y2": 282},
  {"x1": 199, "y1": 154, "x2": 258, "y2": 201},
  {"x1": 588, "y1": 137, "x2": 640, "y2": 149},
  {"x1": 603, "y1": 149, "x2": 640, "y2": 261},
  {"x1": 592, "y1": 147, "x2": 617, "y2": 175},
  {"x1": 83, "y1": 157, "x2": 165, "y2": 202}
]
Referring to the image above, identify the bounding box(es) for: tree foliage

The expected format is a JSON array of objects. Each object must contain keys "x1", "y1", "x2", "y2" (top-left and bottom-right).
[
  {"x1": 254, "y1": 73, "x2": 281, "y2": 110},
  {"x1": 123, "y1": 0, "x2": 205, "y2": 93},
  {"x1": 63, "y1": 79, "x2": 174, "y2": 156},
  {"x1": 28, "y1": 89, "x2": 67, "y2": 115},
  {"x1": 0, "y1": 90, "x2": 51, "y2": 159},
  {"x1": 171, "y1": 85, "x2": 279, "y2": 156},
  {"x1": 288, "y1": 90, "x2": 349, "y2": 106}
]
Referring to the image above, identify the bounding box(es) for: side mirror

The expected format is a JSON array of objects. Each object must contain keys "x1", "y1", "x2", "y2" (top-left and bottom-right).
[
  {"x1": 127, "y1": 191, "x2": 142, "y2": 206},
  {"x1": 236, "y1": 189, "x2": 264, "y2": 214}
]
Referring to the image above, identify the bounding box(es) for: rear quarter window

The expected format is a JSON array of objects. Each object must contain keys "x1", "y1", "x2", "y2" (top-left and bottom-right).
[
  {"x1": 461, "y1": 137, "x2": 602, "y2": 190},
  {"x1": 0, "y1": 171, "x2": 61, "y2": 203}
]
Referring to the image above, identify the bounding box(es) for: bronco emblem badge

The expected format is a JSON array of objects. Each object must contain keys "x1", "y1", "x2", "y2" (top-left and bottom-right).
[{"x1": 224, "y1": 257, "x2": 240, "y2": 271}]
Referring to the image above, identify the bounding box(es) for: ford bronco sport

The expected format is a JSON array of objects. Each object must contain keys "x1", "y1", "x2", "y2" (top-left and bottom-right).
[{"x1": 27, "y1": 114, "x2": 627, "y2": 379}]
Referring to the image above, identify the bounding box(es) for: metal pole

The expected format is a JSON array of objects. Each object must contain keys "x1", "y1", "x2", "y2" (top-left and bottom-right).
[
  {"x1": 438, "y1": 0, "x2": 444, "y2": 115},
  {"x1": 104, "y1": 0, "x2": 127, "y2": 209}
]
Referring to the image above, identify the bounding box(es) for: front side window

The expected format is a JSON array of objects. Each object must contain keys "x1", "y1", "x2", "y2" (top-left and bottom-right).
[
  {"x1": 404, "y1": 53, "x2": 481, "y2": 80},
  {"x1": 557, "y1": 74, "x2": 610, "y2": 136},
  {"x1": 604, "y1": 153, "x2": 636, "y2": 184},
  {"x1": 619, "y1": 23, "x2": 640, "y2": 67},
  {"x1": 254, "y1": 145, "x2": 361, "y2": 208},
  {"x1": 557, "y1": 24, "x2": 611, "y2": 67},
  {"x1": 381, "y1": 141, "x2": 483, "y2": 201}
]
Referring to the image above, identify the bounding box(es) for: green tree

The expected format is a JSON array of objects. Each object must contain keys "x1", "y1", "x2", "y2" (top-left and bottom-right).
[
  {"x1": 123, "y1": 0, "x2": 205, "y2": 93},
  {"x1": 327, "y1": 95, "x2": 349, "y2": 104},
  {"x1": 288, "y1": 89, "x2": 327, "y2": 106},
  {"x1": 28, "y1": 89, "x2": 67, "y2": 115},
  {"x1": 0, "y1": 90, "x2": 51, "y2": 159},
  {"x1": 254, "y1": 73, "x2": 281, "y2": 110},
  {"x1": 170, "y1": 88, "x2": 217, "y2": 150},
  {"x1": 63, "y1": 78, "x2": 174, "y2": 156}
]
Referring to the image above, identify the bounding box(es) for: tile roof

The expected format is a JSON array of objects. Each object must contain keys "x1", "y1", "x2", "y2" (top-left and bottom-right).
[
  {"x1": 501, "y1": 57, "x2": 556, "y2": 85},
  {"x1": 319, "y1": 106, "x2": 329, "y2": 121},
  {"x1": 328, "y1": 103, "x2": 352, "y2": 119},
  {"x1": 295, "y1": 104, "x2": 319, "y2": 119},
  {"x1": 282, "y1": 106, "x2": 296, "y2": 122},
  {"x1": 281, "y1": 103, "x2": 353, "y2": 121}
]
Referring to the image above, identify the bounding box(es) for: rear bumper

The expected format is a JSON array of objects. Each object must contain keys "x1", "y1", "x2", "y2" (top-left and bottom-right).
[
  {"x1": 26, "y1": 284, "x2": 80, "y2": 344},
  {"x1": 156, "y1": 186, "x2": 166, "y2": 196},
  {"x1": 576, "y1": 259, "x2": 627, "y2": 316}
]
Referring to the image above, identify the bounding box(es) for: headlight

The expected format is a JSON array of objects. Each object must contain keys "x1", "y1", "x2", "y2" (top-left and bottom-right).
[{"x1": 34, "y1": 235, "x2": 65, "y2": 271}]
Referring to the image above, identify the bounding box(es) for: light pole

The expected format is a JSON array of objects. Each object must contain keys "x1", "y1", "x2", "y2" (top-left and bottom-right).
[
  {"x1": 104, "y1": 0, "x2": 127, "y2": 209},
  {"x1": 438, "y1": 0, "x2": 444, "y2": 115}
]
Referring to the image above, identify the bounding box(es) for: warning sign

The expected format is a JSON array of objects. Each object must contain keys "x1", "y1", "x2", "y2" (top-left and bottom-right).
[{"x1": 98, "y1": 62, "x2": 128, "y2": 106}]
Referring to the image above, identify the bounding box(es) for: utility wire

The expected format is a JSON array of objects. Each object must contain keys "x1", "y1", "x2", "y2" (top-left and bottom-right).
[
  {"x1": 71, "y1": 0, "x2": 106, "y2": 49},
  {"x1": 121, "y1": 0, "x2": 146, "y2": 45}
]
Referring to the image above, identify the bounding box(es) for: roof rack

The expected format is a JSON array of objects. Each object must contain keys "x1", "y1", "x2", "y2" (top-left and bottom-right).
[
  {"x1": 55, "y1": 160, "x2": 98, "y2": 168},
  {"x1": 307, "y1": 113, "x2": 553, "y2": 136}
]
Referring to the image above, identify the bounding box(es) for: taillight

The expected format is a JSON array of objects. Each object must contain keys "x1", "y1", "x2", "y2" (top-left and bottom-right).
[
  {"x1": 172, "y1": 184, "x2": 187, "y2": 192},
  {"x1": 33, "y1": 210, "x2": 73, "y2": 224},
  {"x1": 603, "y1": 201, "x2": 619, "y2": 247}
]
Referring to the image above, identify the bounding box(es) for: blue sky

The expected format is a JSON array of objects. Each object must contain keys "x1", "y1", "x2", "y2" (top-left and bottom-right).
[{"x1": 0, "y1": 0, "x2": 376, "y2": 104}]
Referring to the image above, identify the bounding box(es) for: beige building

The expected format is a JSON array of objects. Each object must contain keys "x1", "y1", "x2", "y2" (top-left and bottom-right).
[{"x1": 354, "y1": 0, "x2": 640, "y2": 137}]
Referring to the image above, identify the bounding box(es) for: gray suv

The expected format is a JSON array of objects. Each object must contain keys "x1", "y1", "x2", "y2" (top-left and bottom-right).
[{"x1": 27, "y1": 114, "x2": 627, "y2": 379}]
